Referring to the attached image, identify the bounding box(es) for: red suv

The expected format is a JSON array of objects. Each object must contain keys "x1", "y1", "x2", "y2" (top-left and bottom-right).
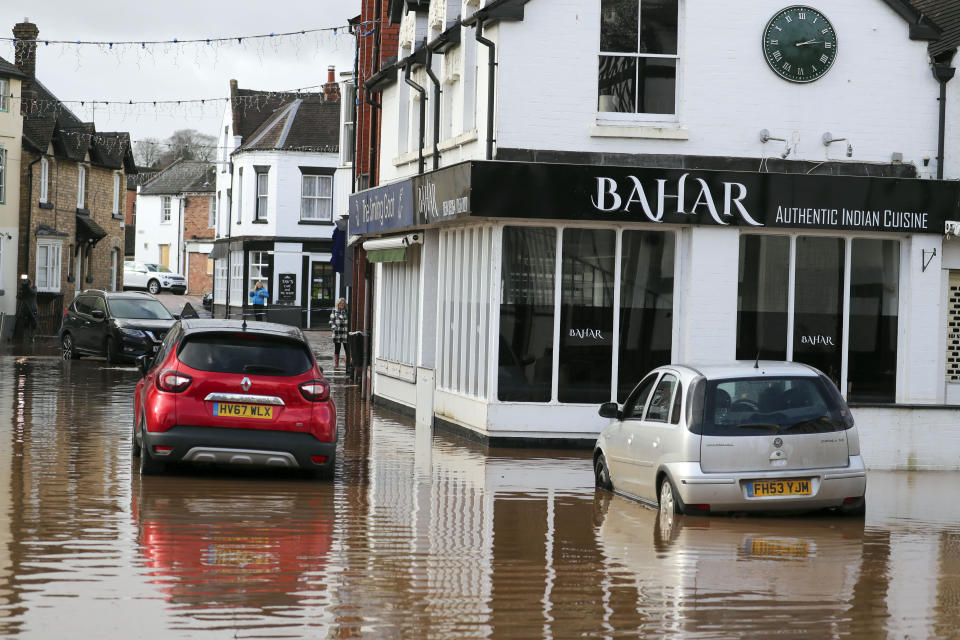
[{"x1": 133, "y1": 319, "x2": 336, "y2": 479}]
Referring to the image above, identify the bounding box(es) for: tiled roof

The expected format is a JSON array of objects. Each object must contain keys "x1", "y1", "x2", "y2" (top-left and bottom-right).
[
  {"x1": 909, "y1": 0, "x2": 960, "y2": 56},
  {"x1": 237, "y1": 95, "x2": 340, "y2": 153},
  {"x1": 232, "y1": 86, "x2": 302, "y2": 140},
  {"x1": 0, "y1": 55, "x2": 25, "y2": 79},
  {"x1": 127, "y1": 171, "x2": 158, "y2": 190},
  {"x1": 139, "y1": 159, "x2": 216, "y2": 195}
]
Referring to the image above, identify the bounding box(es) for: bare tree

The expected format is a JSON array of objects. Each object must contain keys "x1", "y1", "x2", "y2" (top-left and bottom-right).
[{"x1": 134, "y1": 129, "x2": 218, "y2": 169}]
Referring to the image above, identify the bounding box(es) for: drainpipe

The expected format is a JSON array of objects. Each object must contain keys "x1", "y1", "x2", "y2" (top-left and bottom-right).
[
  {"x1": 933, "y1": 59, "x2": 955, "y2": 180},
  {"x1": 404, "y1": 60, "x2": 427, "y2": 175},
  {"x1": 425, "y1": 47, "x2": 441, "y2": 171},
  {"x1": 475, "y1": 18, "x2": 496, "y2": 160},
  {"x1": 23, "y1": 155, "x2": 43, "y2": 281},
  {"x1": 365, "y1": 89, "x2": 381, "y2": 187}
]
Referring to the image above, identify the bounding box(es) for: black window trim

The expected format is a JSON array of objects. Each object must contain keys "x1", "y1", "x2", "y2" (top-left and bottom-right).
[
  {"x1": 623, "y1": 371, "x2": 660, "y2": 421},
  {"x1": 644, "y1": 372, "x2": 678, "y2": 424}
]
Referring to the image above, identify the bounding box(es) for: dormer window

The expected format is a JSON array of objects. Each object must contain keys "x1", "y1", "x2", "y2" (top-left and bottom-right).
[{"x1": 598, "y1": 0, "x2": 680, "y2": 118}]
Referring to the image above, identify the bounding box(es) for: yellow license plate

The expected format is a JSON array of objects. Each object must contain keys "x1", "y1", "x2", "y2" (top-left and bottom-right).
[
  {"x1": 212, "y1": 403, "x2": 274, "y2": 419},
  {"x1": 745, "y1": 538, "x2": 811, "y2": 559},
  {"x1": 748, "y1": 478, "x2": 812, "y2": 497}
]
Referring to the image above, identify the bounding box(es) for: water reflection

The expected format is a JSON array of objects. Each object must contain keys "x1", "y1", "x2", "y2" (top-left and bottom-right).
[{"x1": 2, "y1": 351, "x2": 960, "y2": 638}]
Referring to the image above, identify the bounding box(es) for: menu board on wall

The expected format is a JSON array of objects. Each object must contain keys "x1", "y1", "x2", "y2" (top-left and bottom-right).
[{"x1": 278, "y1": 273, "x2": 297, "y2": 302}]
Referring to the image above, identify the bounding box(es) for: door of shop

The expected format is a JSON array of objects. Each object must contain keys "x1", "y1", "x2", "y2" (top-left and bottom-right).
[{"x1": 308, "y1": 259, "x2": 335, "y2": 329}]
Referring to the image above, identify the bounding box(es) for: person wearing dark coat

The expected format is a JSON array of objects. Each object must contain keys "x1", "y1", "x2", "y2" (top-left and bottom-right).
[{"x1": 16, "y1": 275, "x2": 39, "y2": 342}]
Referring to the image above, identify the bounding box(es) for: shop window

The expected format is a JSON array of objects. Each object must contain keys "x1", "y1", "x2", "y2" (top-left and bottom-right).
[
  {"x1": 794, "y1": 237, "x2": 845, "y2": 387},
  {"x1": 214, "y1": 259, "x2": 227, "y2": 304},
  {"x1": 438, "y1": 227, "x2": 494, "y2": 398},
  {"x1": 377, "y1": 247, "x2": 421, "y2": 366},
  {"x1": 248, "y1": 251, "x2": 271, "y2": 293},
  {"x1": 230, "y1": 250, "x2": 244, "y2": 305},
  {"x1": 736, "y1": 235, "x2": 899, "y2": 401},
  {"x1": 558, "y1": 229, "x2": 616, "y2": 403},
  {"x1": 618, "y1": 230, "x2": 675, "y2": 401},
  {"x1": 736, "y1": 235, "x2": 789, "y2": 361},
  {"x1": 598, "y1": 0, "x2": 679, "y2": 116},
  {"x1": 498, "y1": 227, "x2": 556, "y2": 402},
  {"x1": 848, "y1": 239, "x2": 899, "y2": 402}
]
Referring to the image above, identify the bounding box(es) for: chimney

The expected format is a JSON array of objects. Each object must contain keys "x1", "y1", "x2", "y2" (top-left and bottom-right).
[
  {"x1": 13, "y1": 19, "x2": 38, "y2": 115},
  {"x1": 13, "y1": 18, "x2": 38, "y2": 78},
  {"x1": 323, "y1": 65, "x2": 340, "y2": 102}
]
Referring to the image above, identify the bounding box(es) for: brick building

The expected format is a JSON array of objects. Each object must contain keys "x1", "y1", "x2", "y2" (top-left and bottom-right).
[
  {"x1": 135, "y1": 160, "x2": 215, "y2": 294},
  {"x1": 12, "y1": 19, "x2": 135, "y2": 334}
]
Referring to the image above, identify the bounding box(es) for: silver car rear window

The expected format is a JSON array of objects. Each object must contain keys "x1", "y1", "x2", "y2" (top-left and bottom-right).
[{"x1": 701, "y1": 376, "x2": 851, "y2": 437}]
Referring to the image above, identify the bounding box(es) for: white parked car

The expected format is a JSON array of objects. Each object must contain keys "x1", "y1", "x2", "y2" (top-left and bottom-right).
[
  {"x1": 593, "y1": 361, "x2": 867, "y2": 516},
  {"x1": 123, "y1": 261, "x2": 186, "y2": 295}
]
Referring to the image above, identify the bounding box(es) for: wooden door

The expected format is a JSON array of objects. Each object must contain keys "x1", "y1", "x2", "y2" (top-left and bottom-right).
[{"x1": 159, "y1": 244, "x2": 170, "y2": 268}]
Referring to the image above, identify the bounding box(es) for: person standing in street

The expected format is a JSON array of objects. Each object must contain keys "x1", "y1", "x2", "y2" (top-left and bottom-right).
[
  {"x1": 16, "y1": 275, "x2": 39, "y2": 343},
  {"x1": 249, "y1": 280, "x2": 269, "y2": 321},
  {"x1": 330, "y1": 297, "x2": 349, "y2": 368}
]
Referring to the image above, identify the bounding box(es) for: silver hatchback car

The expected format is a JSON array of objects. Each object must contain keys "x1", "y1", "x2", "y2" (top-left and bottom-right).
[{"x1": 594, "y1": 361, "x2": 867, "y2": 516}]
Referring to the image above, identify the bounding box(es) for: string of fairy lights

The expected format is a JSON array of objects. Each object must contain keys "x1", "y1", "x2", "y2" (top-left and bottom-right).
[{"x1": 1, "y1": 21, "x2": 373, "y2": 157}]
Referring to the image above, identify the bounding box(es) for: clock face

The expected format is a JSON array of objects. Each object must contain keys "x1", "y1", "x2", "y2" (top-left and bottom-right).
[{"x1": 763, "y1": 6, "x2": 838, "y2": 83}]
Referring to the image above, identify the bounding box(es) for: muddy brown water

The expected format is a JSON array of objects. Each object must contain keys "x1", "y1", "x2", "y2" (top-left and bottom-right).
[{"x1": 0, "y1": 345, "x2": 959, "y2": 638}]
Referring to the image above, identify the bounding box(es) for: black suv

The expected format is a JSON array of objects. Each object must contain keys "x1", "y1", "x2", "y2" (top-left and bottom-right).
[{"x1": 59, "y1": 290, "x2": 177, "y2": 363}]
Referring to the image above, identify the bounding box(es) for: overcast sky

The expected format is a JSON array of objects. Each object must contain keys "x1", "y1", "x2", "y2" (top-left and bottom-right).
[{"x1": 0, "y1": 1, "x2": 359, "y2": 143}]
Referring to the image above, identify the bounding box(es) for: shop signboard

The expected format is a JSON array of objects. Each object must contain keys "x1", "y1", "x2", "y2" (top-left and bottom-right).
[
  {"x1": 278, "y1": 273, "x2": 297, "y2": 302},
  {"x1": 471, "y1": 162, "x2": 960, "y2": 235},
  {"x1": 348, "y1": 180, "x2": 415, "y2": 236},
  {"x1": 413, "y1": 163, "x2": 472, "y2": 225}
]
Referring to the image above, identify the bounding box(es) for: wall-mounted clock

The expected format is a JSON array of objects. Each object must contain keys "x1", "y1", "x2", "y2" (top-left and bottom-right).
[{"x1": 763, "y1": 6, "x2": 838, "y2": 83}]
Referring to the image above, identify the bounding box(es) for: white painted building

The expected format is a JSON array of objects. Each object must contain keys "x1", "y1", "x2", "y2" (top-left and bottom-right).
[
  {"x1": 0, "y1": 57, "x2": 24, "y2": 338},
  {"x1": 350, "y1": 0, "x2": 960, "y2": 469},
  {"x1": 211, "y1": 72, "x2": 353, "y2": 327},
  {"x1": 135, "y1": 160, "x2": 215, "y2": 280}
]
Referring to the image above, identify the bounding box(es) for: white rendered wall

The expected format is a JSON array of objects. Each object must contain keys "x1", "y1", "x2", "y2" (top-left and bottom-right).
[
  {"x1": 230, "y1": 151, "x2": 342, "y2": 241},
  {"x1": 496, "y1": 0, "x2": 952, "y2": 177},
  {"x1": 134, "y1": 194, "x2": 183, "y2": 271}
]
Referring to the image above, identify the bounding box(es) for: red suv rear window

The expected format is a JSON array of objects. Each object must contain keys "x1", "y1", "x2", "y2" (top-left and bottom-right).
[{"x1": 177, "y1": 334, "x2": 313, "y2": 376}]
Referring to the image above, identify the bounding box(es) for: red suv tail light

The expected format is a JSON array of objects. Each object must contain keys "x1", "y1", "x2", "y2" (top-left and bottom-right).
[
  {"x1": 156, "y1": 370, "x2": 192, "y2": 393},
  {"x1": 299, "y1": 379, "x2": 330, "y2": 402}
]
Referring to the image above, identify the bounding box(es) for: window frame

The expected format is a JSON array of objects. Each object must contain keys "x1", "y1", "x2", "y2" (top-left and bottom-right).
[
  {"x1": 248, "y1": 250, "x2": 270, "y2": 293},
  {"x1": 597, "y1": 0, "x2": 682, "y2": 122},
  {"x1": 300, "y1": 173, "x2": 334, "y2": 222},
  {"x1": 255, "y1": 170, "x2": 269, "y2": 221},
  {"x1": 736, "y1": 231, "x2": 903, "y2": 402},
  {"x1": 0, "y1": 78, "x2": 8, "y2": 112},
  {"x1": 36, "y1": 238, "x2": 63, "y2": 292},
  {"x1": 643, "y1": 372, "x2": 678, "y2": 423},
  {"x1": 39, "y1": 157, "x2": 49, "y2": 203},
  {"x1": 112, "y1": 172, "x2": 121, "y2": 215},
  {"x1": 161, "y1": 196, "x2": 172, "y2": 223},
  {"x1": 77, "y1": 165, "x2": 86, "y2": 209},
  {"x1": 208, "y1": 196, "x2": 215, "y2": 228}
]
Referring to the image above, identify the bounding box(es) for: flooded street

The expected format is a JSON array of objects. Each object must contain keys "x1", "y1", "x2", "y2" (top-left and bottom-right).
[{"x1": 1, "y1": 344, "x2": 959, "y2": 638}]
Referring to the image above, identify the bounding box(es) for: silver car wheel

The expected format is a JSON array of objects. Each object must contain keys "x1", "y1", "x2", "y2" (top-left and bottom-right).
[
  {"x1": 659, "y1": 478, "x2": 676, "y2": 514},
  {"x1": 147, "y1": 279, "x2": 160, "y2": 295}
]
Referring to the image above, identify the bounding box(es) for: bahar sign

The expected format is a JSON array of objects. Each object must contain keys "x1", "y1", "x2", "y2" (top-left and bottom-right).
[{"x1": 470, "y1": 162, "x2": 960, "y2": 234}]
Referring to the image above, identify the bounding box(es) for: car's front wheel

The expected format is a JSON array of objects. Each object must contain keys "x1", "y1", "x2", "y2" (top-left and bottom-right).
[
  {"x1": 594, "y1": 453, "x2": 613, "y2": 490},
  {"x1": 61, "y1": 334, "x2": 78, "y2": 360},
  {"x1": 147, "y1": 279, "x2": 161, "y2": 295},
  {"x1": 106, "y1": 337, "x2": 120, "y2": 364}
]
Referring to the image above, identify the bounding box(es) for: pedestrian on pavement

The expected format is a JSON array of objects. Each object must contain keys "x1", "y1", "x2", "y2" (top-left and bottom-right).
[
  {"x1": 16, "y1": 274, "x2": 39, "y2": 343},
  {"x1": 249, "y1": 280, "x2": 269, "y2": 321},
  {"x1": 330, "y1": 297, "x2": 349, "y2": 368}
]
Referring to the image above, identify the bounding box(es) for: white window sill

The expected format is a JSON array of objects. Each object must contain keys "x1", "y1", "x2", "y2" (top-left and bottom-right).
[
  {"x1": 392, "y1": 129, "x2": 479, "y2": 167},
  {"x1": 590, "y1": 124, "x2": 690, "y2": 140}
]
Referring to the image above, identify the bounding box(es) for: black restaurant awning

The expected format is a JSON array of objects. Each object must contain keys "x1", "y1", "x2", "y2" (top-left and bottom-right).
[{"x1": 76, "y1": 214, "x2": 108, "y2": 244}]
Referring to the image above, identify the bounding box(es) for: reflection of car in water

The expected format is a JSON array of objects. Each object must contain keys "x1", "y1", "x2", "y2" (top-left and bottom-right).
[
  {"x1": 133, "y1": 475, "x2": 333, "y2": 612},
  {"x1": 593, "y1": 491, "x2": 866, "y2": 636}
]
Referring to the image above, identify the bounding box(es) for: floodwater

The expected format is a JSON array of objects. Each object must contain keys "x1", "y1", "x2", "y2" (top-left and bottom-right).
[{"x1": 1, "y1": 345, "x2": 960, "y2": 638}]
